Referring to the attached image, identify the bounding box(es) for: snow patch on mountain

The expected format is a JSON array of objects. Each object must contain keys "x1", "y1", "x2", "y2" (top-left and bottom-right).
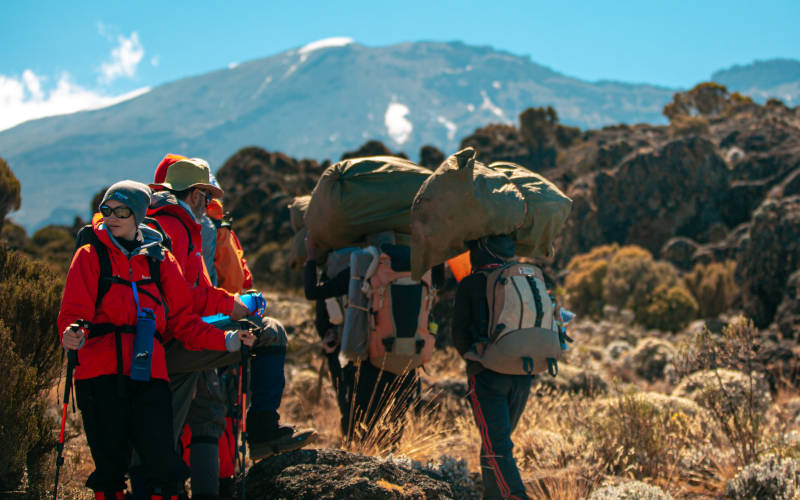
[
  {"x1": 299, "y1": 37, "x2": 354, "y2": 54},
  {"x1": 437, "y1": 116, "x2": 457, "y2": 140},
  {"x1": 480, "y1": 90, "x2": 507, "y2": 121},
  {"x1": 385, "y1": 103, "x2": 413, "y2": 145}
]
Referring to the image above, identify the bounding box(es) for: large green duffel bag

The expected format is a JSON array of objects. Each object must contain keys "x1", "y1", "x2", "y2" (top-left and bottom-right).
[
  {"x1": 305, "y1": 156, "x2": 432, "y2": 250},
  {"x1": 410, "y1": 147, "x2": 571, "y2": 279}
]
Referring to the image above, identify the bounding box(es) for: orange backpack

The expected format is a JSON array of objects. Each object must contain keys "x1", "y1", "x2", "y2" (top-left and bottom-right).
[{"x1": 366, "y1": 250, "x2": 435, "y2": 375}]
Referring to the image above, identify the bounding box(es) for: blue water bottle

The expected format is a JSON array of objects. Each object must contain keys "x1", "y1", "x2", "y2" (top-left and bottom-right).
[
  {"x1": 240, "y1": 292, "x2": 266, "y2": 318},
  {"x1": 130, "y1": 308, "x2": 156, "y2": 381}
]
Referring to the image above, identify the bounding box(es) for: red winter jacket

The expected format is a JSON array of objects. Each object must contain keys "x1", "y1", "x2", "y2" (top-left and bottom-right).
[
  {"x1": 57, "y1": 217, "x2": 227, "y2": 381},
  {"x1": 146, "y1": 192, "x2": 234, "y2": 317}
]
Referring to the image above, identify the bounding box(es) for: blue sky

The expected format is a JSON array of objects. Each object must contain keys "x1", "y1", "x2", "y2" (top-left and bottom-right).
[{"x1": 1, "y1": 0, "x2": 797, "y2": 131}]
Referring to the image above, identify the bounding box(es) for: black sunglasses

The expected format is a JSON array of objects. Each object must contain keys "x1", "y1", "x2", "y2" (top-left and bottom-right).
[{"x1": 100, "y1": 205, "x2": 134, "y2": 219}]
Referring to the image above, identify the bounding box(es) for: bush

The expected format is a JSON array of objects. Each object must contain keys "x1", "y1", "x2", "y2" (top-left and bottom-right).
[
  {"x1": 564, "y1": 245, "x2": 697, "y2": 330},
  {"x1": 634, "y1": 285, "x2": 699, "y2": 332},
  {"x1": 673, "y1": 368, "x2": 771, "y2": 419},
  {"x1": 684, "y1": 260, "x2": 738, "y2": 318},
  {"x1": 725, "y1": 455, "x2": 800, "y2": 500},
  {"x1": 589, "y1": 480, "x2": 672, "y2": 500},
  {"x1": 0, "y1": 156, "x2": 21, "y2": 230},
  {"x1": 675, "y1": 316, "x2": 769, "y2": 465},
  {"x1": 670, "y1": 115, "x2": 711, "y2": 136},
  {"x1": 0, "y1": 244, "x2": 65, "y2": 493},
  {"x1": 587, "y1": 391, "x2": 698, "y2": 480},
  {"x1": 624, "y1": 337, "x2": 677, "y2": 381}
]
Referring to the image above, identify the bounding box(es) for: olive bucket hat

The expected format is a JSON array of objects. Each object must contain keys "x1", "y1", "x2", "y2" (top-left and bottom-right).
[{"x1": 149, "y1": 158, "x2": 223, "y2": 198}]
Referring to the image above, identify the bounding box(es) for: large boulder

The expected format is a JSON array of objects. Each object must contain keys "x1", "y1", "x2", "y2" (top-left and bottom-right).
[
  {"x1": 775, "y1": 270, "x2": 800, "y2": 340},
  {"x1": 245, "y1": 449, "x2": 476, "y2": 499},
  {"x1": 559, "y1": 137, "x2": 730, "y2": 264},
  {"x1": 736, "y1": 196, "x2": 800, "y2": 328}
]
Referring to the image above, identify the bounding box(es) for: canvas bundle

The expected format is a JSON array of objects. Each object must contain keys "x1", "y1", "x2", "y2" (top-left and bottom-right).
[{"x1": 410, "y1": 147, "x2": 571, "y2": 279}]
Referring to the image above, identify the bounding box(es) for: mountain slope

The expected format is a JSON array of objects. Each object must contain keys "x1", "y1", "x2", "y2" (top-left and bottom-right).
[
  {"x1": 712, "y1": 58, "x2": 800, "y2": 105},
  {"x1": 0, "y1": 40, "x2": 679, "y2": 229}
]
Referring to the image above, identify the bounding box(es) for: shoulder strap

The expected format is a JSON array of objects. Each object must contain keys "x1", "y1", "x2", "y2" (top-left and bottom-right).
[
  {"x1": 153, "y1": 211, "x2": 194, "y2": 255},
  {"x1": 147, "y1": 256, "x2": 165, "y2": 310},
  {"x1": 79, "y1": 229, "x2": 113, "y2": 310},
  {"x1": 143, "y1": 216, "x2": 173, "y2": 252}
]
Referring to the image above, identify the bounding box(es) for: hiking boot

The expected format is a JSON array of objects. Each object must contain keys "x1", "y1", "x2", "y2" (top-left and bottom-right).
[{"x1": 245, "y1": 410, "x2": 317, "y2": 460}]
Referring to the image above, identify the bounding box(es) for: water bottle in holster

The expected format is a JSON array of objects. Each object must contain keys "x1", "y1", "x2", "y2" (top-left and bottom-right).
[{"x1": 130, "y1": 308, "x2": 156, "y2": 382}]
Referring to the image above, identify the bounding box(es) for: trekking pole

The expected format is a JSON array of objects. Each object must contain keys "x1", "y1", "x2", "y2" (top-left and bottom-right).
[
  {"x1": 239, "y1": 342, "x2": 251, "y2": 500},
  {"x1": 53, "y1": 320, "x2": 87, "y2": 500}
]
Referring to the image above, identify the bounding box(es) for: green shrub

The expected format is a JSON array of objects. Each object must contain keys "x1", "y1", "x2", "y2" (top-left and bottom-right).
[
  {"x1": 634, "y1": 285, "x2": 699, "y2": 332},
  {"x1": 0, "y1": 243, "x2": 65, "y2": 493},
  {"x1": 684, "y1": 260, "x2": 738, "y2": 318},
  {"x1": 602, "y1": 246, "x2": 679, "y2": 311},
  {"x1": 565, "y1": 245, "x2": 697, "y2": 330},
  {"x1": 0, "y1": 156, "x2": 21, "y2": 230},
  {"x1": 564, "y1": 244, "x2": 617, "y2": 316}
]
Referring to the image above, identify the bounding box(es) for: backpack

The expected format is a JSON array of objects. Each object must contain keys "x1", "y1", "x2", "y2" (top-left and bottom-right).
[
  {"x1": 71, "y1": 219, "x2": 170, "y2": 375},
  {"x1": 323, "y1": 247, "x2": 359, "y2": 325},
  {"x1": 364, "y1": 244, "x2": 434, "y2": 375},
  {"x1": 463, "y1": 262, "x2": 570, "y2": 376},
  {"x1": 213, "y1": 218, "x2": 250, "y2": 293}
]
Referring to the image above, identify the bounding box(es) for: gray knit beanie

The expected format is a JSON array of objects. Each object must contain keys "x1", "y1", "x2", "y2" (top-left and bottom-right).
[{"x1": 100, "y1": 180, "x2": 152, "y2": 223}]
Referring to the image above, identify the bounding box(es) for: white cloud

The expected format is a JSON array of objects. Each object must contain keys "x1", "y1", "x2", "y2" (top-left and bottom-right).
[
  {"x1": 150, "y1": 55, "x2": 160, "y2": 67},
  {"x1": 299, "y1": 37, "x2": 353, "y2": 54},
  {"x1": 385, "y1": 102, "x2": 412, "y2": 145},
  {"x1": 100, "y1": 32, "x2": 144, "y2": 83},
  {"x1": 0, "y1": 70, "x2": 149, "y2": 132}
]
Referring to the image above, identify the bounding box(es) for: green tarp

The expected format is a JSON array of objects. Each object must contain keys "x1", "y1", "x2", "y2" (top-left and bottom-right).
[
  {"x1": 305, "y1": 156, "x2": 432, "y2": 250},
  {"x1": 410, "y1": 148, "x2": 571, "y2": 279}
]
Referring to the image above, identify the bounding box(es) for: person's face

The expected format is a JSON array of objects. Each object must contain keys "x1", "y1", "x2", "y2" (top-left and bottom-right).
[
  {"x1": 188, "y1": 188, "x2": 212, "y2": 219},
  {"x1": 101, "y1": 199, "x2": 137, "y2": 240}
]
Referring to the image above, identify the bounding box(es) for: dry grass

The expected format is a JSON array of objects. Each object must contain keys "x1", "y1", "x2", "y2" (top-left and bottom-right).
[{"x1": 46, "y1": 292, "x2": 800, "y2": 499}]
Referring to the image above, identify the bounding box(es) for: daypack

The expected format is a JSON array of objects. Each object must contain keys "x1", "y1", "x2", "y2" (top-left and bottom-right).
[
  {"x1": 213, "y1": 218, "x2": 251, "y2": 293},
  {"x1": 463, "y1": 262, "x2": 570, "y2": 376},
  {"x1": 341, "y1": 243, "x2": 434, "y2": 375},
  {"x1": 323, "y1": 247, "x2": 358, "y2": 325}
]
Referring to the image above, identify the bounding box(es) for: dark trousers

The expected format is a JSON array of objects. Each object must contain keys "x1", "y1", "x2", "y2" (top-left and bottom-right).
[
  {"x1": 76, "y1": 375, "x2": 190, "y2": 495},
  {"x1": 342, "y1": 361, "x2": 419, "y2": 442},
  {"x1": 468, "y1": 370, "x2": 532, "y2": 500}
]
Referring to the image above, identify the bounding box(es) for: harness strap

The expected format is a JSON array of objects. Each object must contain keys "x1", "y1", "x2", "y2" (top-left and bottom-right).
[{"x1": 88, "y1": 323, "x2": 164, "y2": 344}]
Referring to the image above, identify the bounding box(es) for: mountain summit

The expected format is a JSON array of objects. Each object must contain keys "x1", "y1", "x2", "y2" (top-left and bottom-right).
[{"x1": 0, "y1": 40, "x2": 795, "y2": 230}]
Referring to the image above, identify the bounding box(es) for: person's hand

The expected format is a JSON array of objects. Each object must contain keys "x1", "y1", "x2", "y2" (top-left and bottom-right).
[
  {"x1": 231, "y1": 294, "x2": 250, "y2": 321},
  {"x1": 322, "y1": 329, "x2": 340, "y2": 354},
  {"x1": 238, "y1": 329, "x2": 257, "y2": 347},
  {"x1": 304, "y1": 235, "x2": 317, "y2": 262},
  {"x1": 62, "y1": 323, "x2": 85, "y2": 350}
]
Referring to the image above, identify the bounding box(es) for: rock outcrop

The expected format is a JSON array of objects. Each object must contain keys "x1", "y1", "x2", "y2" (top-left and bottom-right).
[{"x1": 245, "y1": 448, "x2": 476, "y2": 499}]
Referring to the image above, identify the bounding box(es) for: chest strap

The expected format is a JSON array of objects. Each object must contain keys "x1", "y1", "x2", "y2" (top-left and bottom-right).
[{"x1": 87, "y1": 323, "x2": 164, "y2": 375}]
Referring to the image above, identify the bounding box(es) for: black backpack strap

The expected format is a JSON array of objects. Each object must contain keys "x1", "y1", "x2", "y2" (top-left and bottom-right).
[
  {"x1": 143, "y1": 216, "x2": 173, "y2": 252},
  {"x1": 148, "y1": 257, "x2": 167, "y2": 315}
]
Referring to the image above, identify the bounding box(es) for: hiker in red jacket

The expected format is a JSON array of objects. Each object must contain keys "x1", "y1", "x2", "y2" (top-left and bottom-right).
[
  {"x1": 58, "y1": 181, "x2": 255, "y2": 500},
  {"x1": 145, "y1": 157, "x2": 314, "y2": 489}
]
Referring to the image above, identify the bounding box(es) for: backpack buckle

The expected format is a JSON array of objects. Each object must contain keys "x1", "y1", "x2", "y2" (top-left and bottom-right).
[{"x1": 382, "y1": 337, "x2": 395, "y2": 352}]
